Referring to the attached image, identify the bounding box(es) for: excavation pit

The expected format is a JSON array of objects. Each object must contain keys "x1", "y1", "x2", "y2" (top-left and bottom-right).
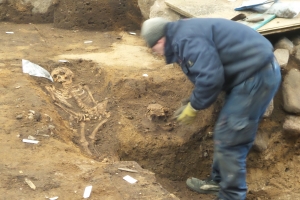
[{"x1": 1, "y1": 0, "x2": 300, "y2": 198}]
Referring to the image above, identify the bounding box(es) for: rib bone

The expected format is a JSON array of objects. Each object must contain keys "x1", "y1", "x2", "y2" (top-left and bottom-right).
[{"x1": 45, "y1": 85, "x2": 72, "y2": 108}]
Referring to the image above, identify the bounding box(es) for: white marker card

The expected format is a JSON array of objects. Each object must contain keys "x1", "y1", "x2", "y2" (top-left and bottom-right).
[
  {"x1": 83, "y1": 185, "x2": 92, "y2": 198},
  {"x1": 123, "y1": 175, "x2": 138, "y2": 184},
  {"x1": 22, "y1": 139, "x2": 39, "y2": 144},
  {"x1": 58, "y1": 60, "x2": 69, "y2": 63}
]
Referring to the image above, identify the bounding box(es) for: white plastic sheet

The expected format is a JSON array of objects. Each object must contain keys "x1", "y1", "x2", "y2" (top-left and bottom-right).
[
  {"x1": 22, "y1": 59, "x2": 53, "y2": 82},
  {"x1": 235, "y1": 0, "x2": 275, "y2": 11},
  {"x1": 266, "y1": 2, "x2": 300, "y2": 18}
]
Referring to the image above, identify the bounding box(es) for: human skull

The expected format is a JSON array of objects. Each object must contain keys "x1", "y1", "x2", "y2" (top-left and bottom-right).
[
  {"x1": 51, "y1": 67, "x2": 74, "y2": 86},
  {"x1": 146, "y1": 104, "x2": 168, "y2": 121}
]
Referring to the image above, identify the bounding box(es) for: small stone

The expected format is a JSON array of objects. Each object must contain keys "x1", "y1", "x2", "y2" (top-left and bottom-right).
[
  {"x1": 292, "y1": 35, "x2": 300, "y2": 46},
  {"x1": 282, "y1": 69, "x2": 300, "y2": 114},
  {"x1": 28, "y1": 113, "x2": 34, "y2": 120},
  {"x1": 274, "y1": 37, "x2": 294, "y2": 54},
  {"x1": 208, "y1": 132, "x2": 213, "y2": 137},
  {"x1": 28, "y1": 135, "x2": 36, "y2": 140},
  {"x1": 253, "y1": 131, "x2": 268, "y2": 152},
  {"x1": 16, "y1": 114, "x2": 23, "y2": 119},
  {"x1": 274, "y1": 49, "x2": 289, "y2": 68},
  {"x1": 283, "y1": 115, "x2": 300, "y2": 134},
  {"x1": 295, "y1": 44, "x2": 300, "y2": 62},
  {"x1": 34, "y1": 111, "x2": 41, "y2": 121},
  {"x1": 48, "y1": 125, "x2": 55, "y2": 130}
]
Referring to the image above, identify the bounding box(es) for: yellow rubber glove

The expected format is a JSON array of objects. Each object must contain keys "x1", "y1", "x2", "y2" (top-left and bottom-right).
[{"x1": 176, "y1": 102, "x2": 198, "y2": 124}]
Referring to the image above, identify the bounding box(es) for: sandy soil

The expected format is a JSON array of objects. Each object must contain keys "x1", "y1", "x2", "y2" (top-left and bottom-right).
[{"x1": 0, "y1": 21, "x2": 300, "y2": 200}]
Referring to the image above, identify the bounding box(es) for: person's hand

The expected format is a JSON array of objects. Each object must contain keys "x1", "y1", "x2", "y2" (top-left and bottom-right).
[
  {"x1": 180, "y1": 97, "x2": 190, "y2": 106},
  {"x1": 173, "y1": 104, "x2": 187, "y2": 119},
  {"x1": 174, "y1": 102, "x2": 198, "y2": 124},
  {"x1": 172, "y1": 97, "x2": 190, "y2": 118}
]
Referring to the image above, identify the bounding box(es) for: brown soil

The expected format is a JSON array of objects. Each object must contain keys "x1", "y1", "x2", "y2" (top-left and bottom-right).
[
  {"x1": 0, "y1": 0, "x2": 143, "y2": 31},
  {"x1": 1, "y1": 6, "x2": 300, "y2": 200}
]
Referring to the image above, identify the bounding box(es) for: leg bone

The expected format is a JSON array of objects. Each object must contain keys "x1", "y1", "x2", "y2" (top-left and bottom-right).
[
  {"x1": 79, "y1": 122, "x2": 92, "y2": 155},
  {"x1": 89, "y1": 119, "x2": 108, "y2": 142}
]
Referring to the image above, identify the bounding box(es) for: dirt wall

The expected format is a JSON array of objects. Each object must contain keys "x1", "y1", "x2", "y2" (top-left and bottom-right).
[
  {"x1": 0, "y1": 0, "x2": 143, "y2": 31},
  {"x1": 0, "y1": 0, "x2": 54, "y2": 23},
  {"x1": 54, "y1": 0, "x2": 142, "y2": 31}
]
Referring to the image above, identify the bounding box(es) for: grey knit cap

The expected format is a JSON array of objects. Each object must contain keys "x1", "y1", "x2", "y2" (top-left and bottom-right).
[{"x1": 141, "y1": 17, "x2": 170, "y2": 48}]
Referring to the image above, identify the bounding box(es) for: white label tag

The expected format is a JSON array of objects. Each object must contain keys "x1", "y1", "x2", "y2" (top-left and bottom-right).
[
  {"x1": 83, "y1": 185, "x2": 92, "y2": 198},
  {"x1": 22, "y1": 139, "x2": 39, "y2": 144},
  {"x1": 123, "y1": 175, "x2": 138, "y2": 184}
]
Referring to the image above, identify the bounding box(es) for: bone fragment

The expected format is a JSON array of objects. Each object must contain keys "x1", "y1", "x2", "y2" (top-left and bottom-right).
[
  {"x1": 72, "y1": 90, "x2": 87, "y2": 110},
  {"x1": 45, "y1": 85, "x2": 73, "y2": 108},
  {"x1": 45, "y1": 85, "x2": 56, "y2": 101},
  {"x1": 89, "y1": 119, "x2": 108, "y2": 141},
  {"x1": 79, "y1": 122, "x2": 92, "y2": 155},
  {"x1": 118, "y1": 168, "x2": 138, "y2": 173},
  {"x1": 25, "y1": 178, "x2": 36, "y2": 190},
  {"x1": 54, "y1": 102, "x2": 78, "y2": 116},
  {"x1": 83, "y1": 85, "x2": 97, "y2": 104},
  {"x1": 54, "y1": 102, "x2": 86, "y2": 122}
]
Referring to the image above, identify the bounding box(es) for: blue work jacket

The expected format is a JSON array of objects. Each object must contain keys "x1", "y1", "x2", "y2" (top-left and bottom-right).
[{"x1": 164, "y1": 18, "x2": 274, "y2": 110}]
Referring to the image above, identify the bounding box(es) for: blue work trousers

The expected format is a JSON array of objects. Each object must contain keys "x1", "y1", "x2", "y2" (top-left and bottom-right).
[{"x1": 211, "y1": 59, "x2": 281, "y2": 200}]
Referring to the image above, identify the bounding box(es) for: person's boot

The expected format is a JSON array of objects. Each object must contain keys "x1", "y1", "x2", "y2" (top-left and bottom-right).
[{"x1": 186, "y1": 177, "x2": 220, "y2": 195}]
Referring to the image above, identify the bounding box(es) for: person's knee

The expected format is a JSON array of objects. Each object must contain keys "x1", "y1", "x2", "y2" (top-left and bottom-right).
[{"x1": 214, "y1": 117, "x2": 258, "y2": 147}]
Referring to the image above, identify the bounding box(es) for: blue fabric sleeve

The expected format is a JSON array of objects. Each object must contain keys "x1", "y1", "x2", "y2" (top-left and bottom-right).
[{"x1": 176, "y1": 38, "x2": 225, "y2": 110}]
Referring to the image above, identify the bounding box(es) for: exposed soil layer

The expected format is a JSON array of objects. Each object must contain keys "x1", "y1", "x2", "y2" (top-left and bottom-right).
[
  {"x1": 1, "y1": 1, "x2": 300, "y2": 199},
  {"x1": 1, "y1": 21, "x2": 300, "y2": 200},
  {"x1": 54, "y1": 0, "x2": 143, "y2": 31},
  {"x1": 0, "y1": 1, "x2": 54, "y2": 23},
  {"x1": 0, "y1": 0, "x2": 142, "y2": 31}
]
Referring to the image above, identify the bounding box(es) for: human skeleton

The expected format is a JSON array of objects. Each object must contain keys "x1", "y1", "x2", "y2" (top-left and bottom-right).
[{"x1": 45, "y1": 67, "x2": 109, "y2": 155}]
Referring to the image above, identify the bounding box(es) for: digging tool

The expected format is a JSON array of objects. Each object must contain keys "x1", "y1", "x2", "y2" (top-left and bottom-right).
[
  {"x1": 230, "y1": 13, "x2": 276, "y2": 30},
  {"x1": 231, "y1": 13, "x2": 246, "y2": 21},
  {"x1": 245, "y1": 16, "x2": 264, "y2": 22},
  {"x1": 234, "y1": 0, "x2": 277, "y2": 11}
]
